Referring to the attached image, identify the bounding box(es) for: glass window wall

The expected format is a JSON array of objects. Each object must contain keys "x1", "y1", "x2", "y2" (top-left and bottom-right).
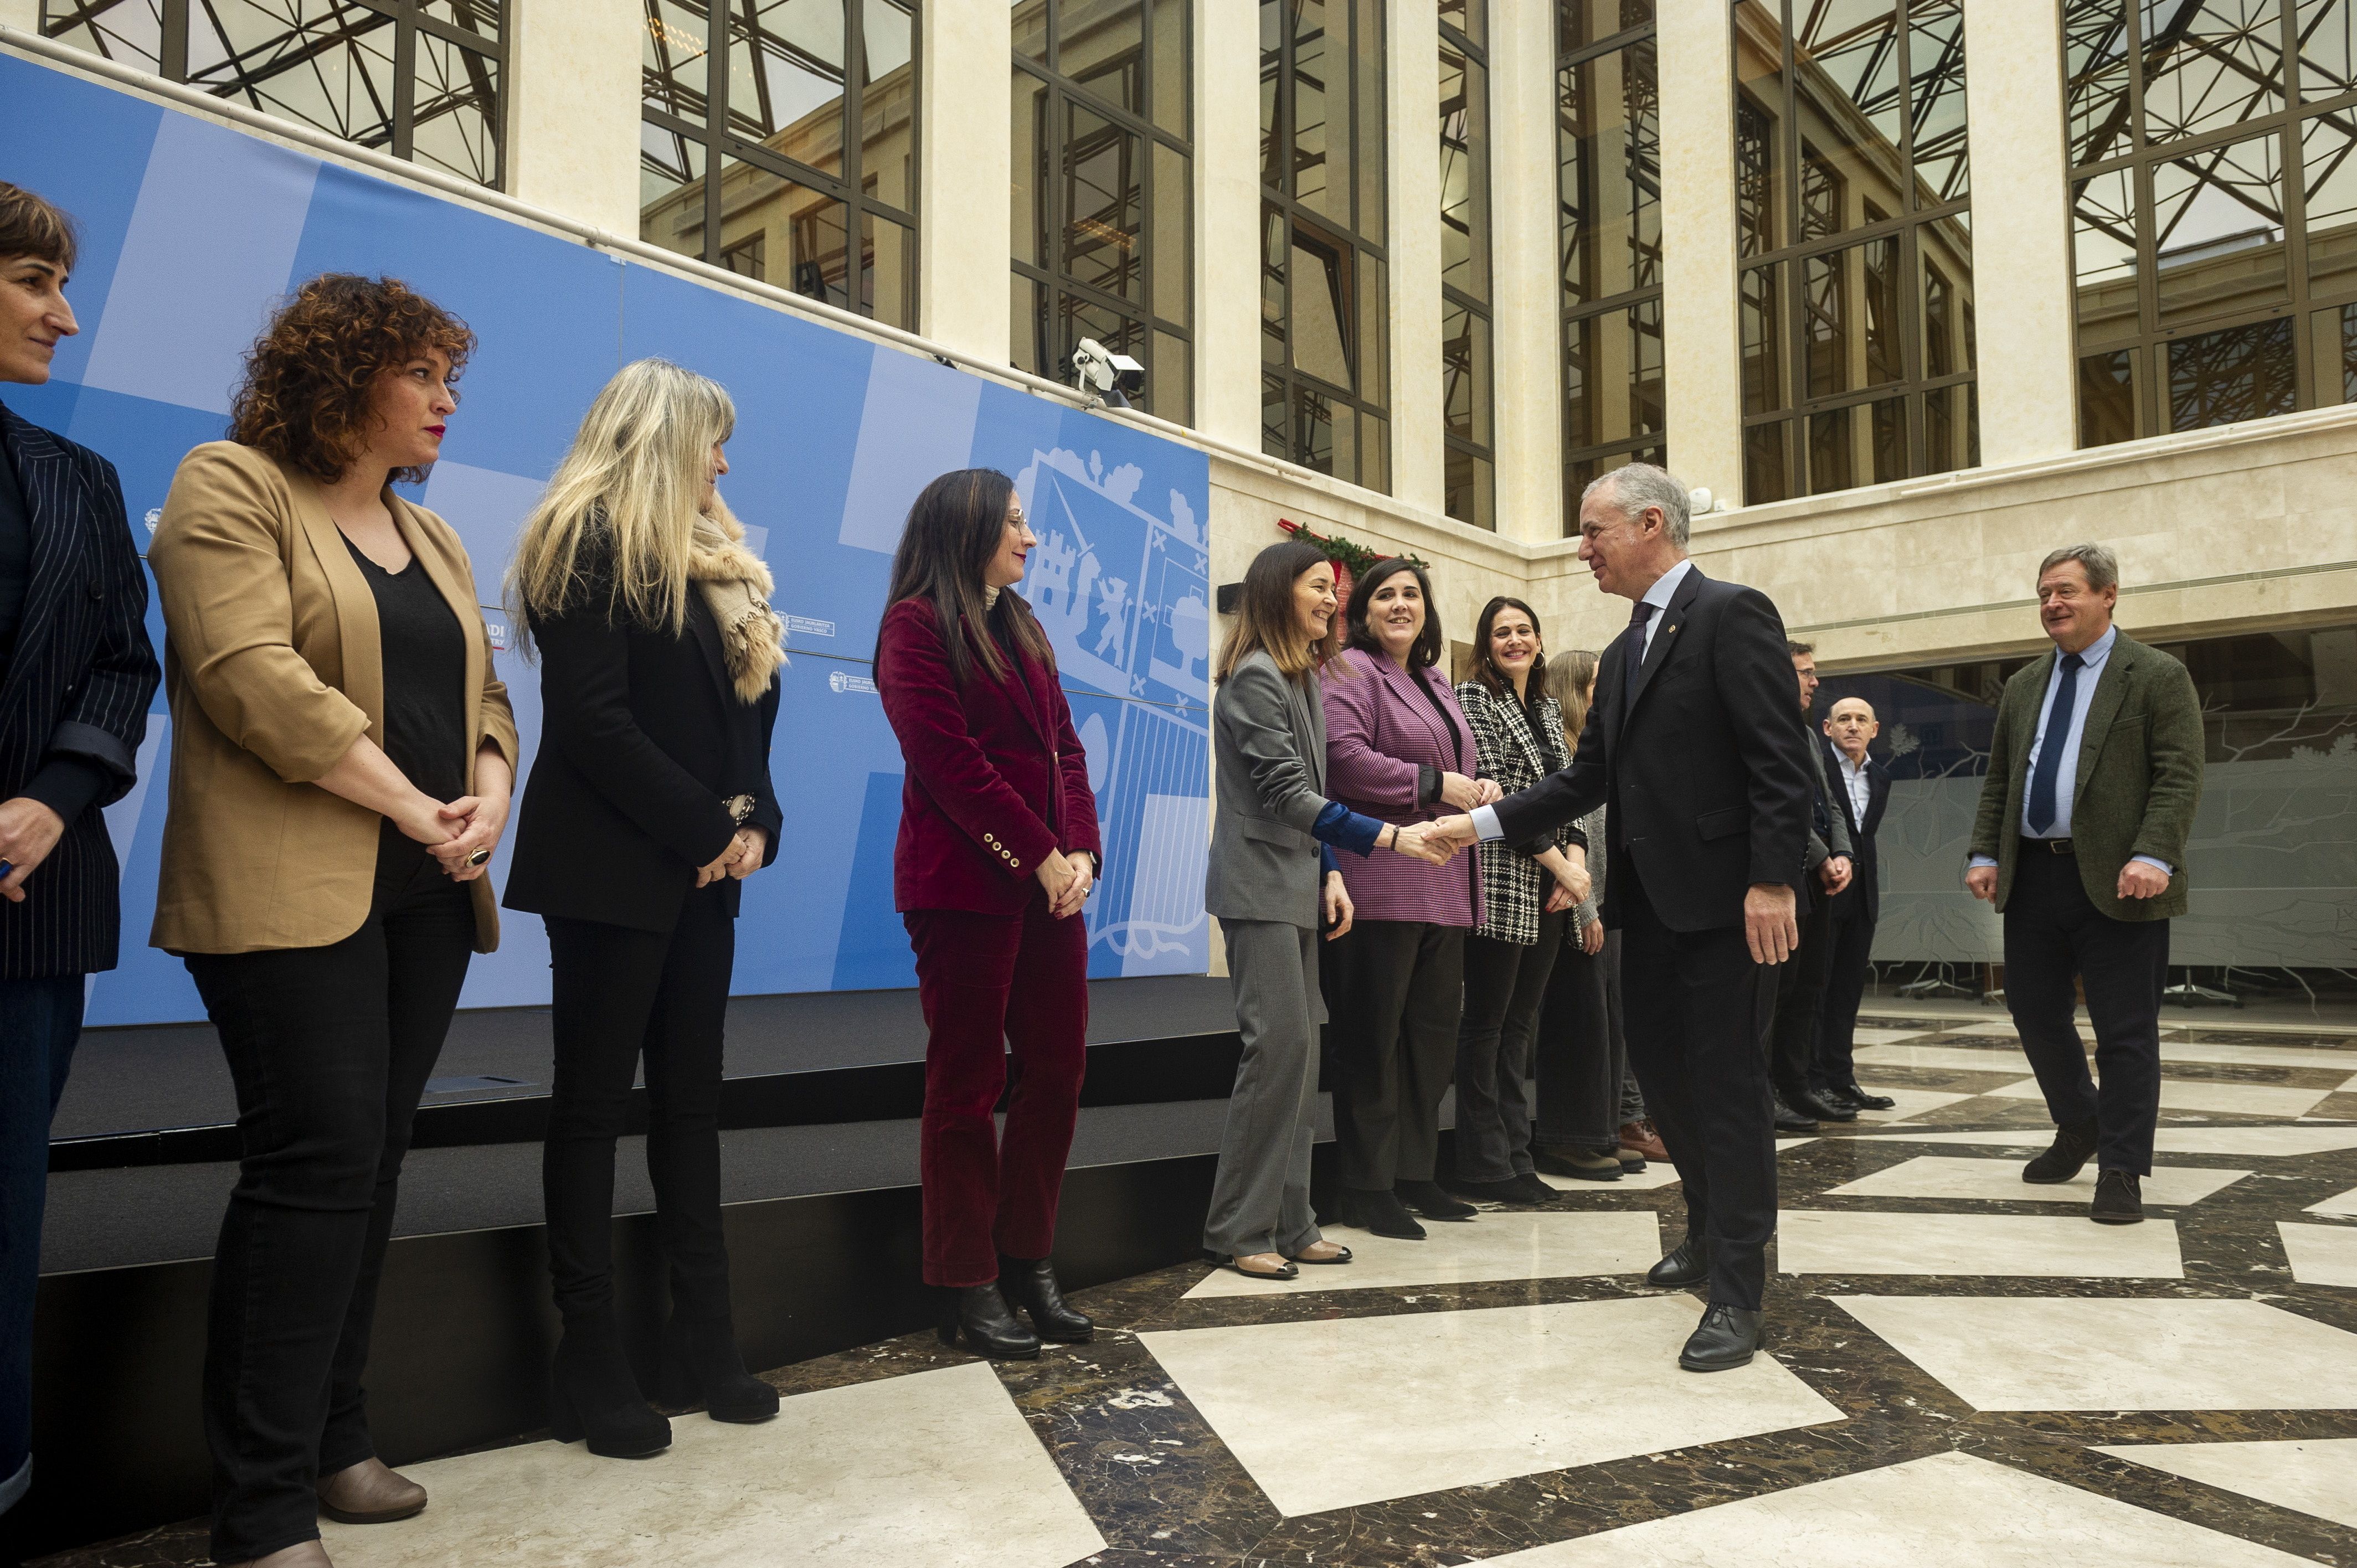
[
  {"x1": 1560, "y1": 1, "x2": 1664, "y2": 533},
  {"x1": 1733, "y1": 0, "x2": 1974, "y2": 504},
  {"x1": 1260, "y1": 0, "x2": 1390, "y2": 490},
  {"x1": 1011, "y1": 0, "x2": 1192, "y2": 424},
  {"x1": 641, "y1": 1, "x2": 918, "y2": 329}
]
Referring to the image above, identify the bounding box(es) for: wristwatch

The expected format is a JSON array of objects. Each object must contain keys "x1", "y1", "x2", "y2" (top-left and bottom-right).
[{"x1": 724, "y1": 794, "x2": 756, "y2": 825}]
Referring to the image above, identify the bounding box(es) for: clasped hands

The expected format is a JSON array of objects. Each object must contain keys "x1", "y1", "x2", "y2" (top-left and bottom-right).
[
  {"x1": 1036, "y1": 847, "x2": 1094, "y2": 918},
  {"x1": 392, "y1": 790, "x2": 510, "y2": 883},
  {"x1": 695, "y1": 826, "x2": 769, "y2": 888}
]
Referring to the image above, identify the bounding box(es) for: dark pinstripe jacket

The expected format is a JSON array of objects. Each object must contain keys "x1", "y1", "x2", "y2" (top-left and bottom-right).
[{"x1": 0, "y1": 401, "x2": 161, "y2": 979}]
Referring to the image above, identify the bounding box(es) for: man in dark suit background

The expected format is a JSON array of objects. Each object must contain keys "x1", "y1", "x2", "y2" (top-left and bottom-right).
[
  {"x1": 1967, "y1": 544, "x2": 2202, "y2": 1226},
  {"x1": 1764, "y1": 641, "x2": 1854, "y2": 1133},
  {"x1": 1430, "y1": 462, "x2": 1812, "y2": 1372},
  {"x1": 0, "y1": 183, "x2": 160, "y2": 1515},
  {"x1": 1810, "y1": 696, "x2": 1895, "y2": 1113}
]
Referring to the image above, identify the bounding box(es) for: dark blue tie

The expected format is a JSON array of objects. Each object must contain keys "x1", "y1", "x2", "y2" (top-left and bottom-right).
[
  {"x1": 1623, "y1": 601, "x2": 1658, "y2": 712},
  {"x1": 2025, "y1": 652, "x2": 2086, "y2": 834}
]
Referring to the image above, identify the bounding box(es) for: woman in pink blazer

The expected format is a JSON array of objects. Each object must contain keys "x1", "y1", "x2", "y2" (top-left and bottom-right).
[
  {"x1": 875, "y1": 468, "x2": 1100, "y2": 1360},
  {"x1": 1320, "y1": 558, "x2": 1498, "y2": 1240}
]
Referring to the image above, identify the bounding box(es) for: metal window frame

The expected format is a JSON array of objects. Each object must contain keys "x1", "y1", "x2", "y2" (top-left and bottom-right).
[
  {"x1": 2064, "y1": 0, "x2": 2357, "y2": 445},
  {"x1": 1735, "y1": 0, "x2": 1977, "y2": 502},
  {"x1": 1011, "y1": 0, "x2": 1193, "y2": 423},
  {"x1": 1259, "y1": 0, "x2": 1391, "y2": 490},
  {"x1": 1559, "y1": 9, "x2": 1666, "y2": 532},
  {"x1": 640, "y1": 0, "x2": 922, "y2": 326},
  {"x1": 1440, "y1": 0, "x2": 1493, "y2": 529},
  {"x1": 43, "y1": 0, "x2": 507, "y2": 187}
]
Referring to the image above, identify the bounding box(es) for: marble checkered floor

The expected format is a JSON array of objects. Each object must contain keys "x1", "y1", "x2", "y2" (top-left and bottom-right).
[{"x1": 44, "y1": 1014, "x2": 2357, "y2": 1568}]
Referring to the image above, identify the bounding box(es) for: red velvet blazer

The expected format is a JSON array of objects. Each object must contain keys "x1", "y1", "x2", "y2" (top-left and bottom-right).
[{"x1": 876, "y1": 595, "x2": 1102, "y2": 915}]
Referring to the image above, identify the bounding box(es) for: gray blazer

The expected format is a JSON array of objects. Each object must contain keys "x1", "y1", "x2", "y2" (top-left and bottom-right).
[{"x1": 1206, "y1": 649, "x2": 1334, "y2": 930}]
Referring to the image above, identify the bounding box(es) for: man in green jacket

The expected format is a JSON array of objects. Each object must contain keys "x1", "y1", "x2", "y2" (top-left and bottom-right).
[{"x1": 1966, "y1": 544, "x2": 2204, "y2": 1225}]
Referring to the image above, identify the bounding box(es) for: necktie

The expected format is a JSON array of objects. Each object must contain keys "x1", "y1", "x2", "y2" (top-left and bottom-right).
[
  {"x1": 2024, "y1": 652, "x2": 2085, "y2": 834},
  {"x1": 1623, "y1": 601, "x2": 1659, "y2": 713}
]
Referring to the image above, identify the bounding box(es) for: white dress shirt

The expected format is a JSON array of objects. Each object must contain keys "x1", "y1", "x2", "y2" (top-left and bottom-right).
[
  {"x1": 1469, "y1": 558, "x2": 1697, "y2": 843},
  {"x1": 1968, "y1": 623, "x2": 2170, "y2": 875},
  {"x1": 1834, "y1": 747, "x2": 1872, "y2": 827}
]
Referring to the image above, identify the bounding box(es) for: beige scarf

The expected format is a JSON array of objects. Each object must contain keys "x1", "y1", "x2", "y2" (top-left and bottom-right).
[{"x1": 688, "y1": 513, "x2": 786, "y2": 703}]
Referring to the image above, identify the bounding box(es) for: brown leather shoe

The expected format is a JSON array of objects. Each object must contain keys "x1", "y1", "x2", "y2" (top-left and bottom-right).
[
  {"x1": 1620, "y1": 1120, "x2": 1669, "y2": 1163},
  {"x1": 221, "y1": 1541, "x2": 334, "y2": 1568},
  {"x1": 316, "y1": 1455, "x2": 427, "y2": 1524}
]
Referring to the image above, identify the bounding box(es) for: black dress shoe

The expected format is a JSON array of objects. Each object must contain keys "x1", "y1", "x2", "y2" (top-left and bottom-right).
[
  {"x1": 1772, "y1": 1094, "x2": 1819, "y2": 1133},
  {"x1": 1679, "y1": 1302, "x2": 1765, "y2": 1371},
  {"x1": 997, "y1": 1254, "x2": 1095, "y2": 1342},
  {"x1": 1646, "y1": 1235, "x2": 1711, "y2": 1288},
  {"x1": 2024, "y1": 1115, "x2": 2100, "y2": 1184},
  {"x1": 1789, "y1": 1088, "x2": 1856, "y2": 1123},
  {"x1": 935, "y1": 1282, "x2": 1042, "y2": 1359},
  {"x1": 1442, "y1": 1175, "x2": 1533, "y2": 1204},
  {"x1": 660, "y1": 1316, "x2": 780, "y2": 1423},
  {"x1": 548, "y1": 1319, "x2": 672, "y2": 1459},
  {"x1": 1508, "y1": 1172, "x2": 1562, "y2": 1204},
  {"x1": 1394, "y1": 1179, "x2": 1479, "y2": 1220},
  {"x1": 1335, "y1": 1186, "x2": 1426, "y2": 1240},
  {"x1": 2091, "y1": 1169, "x2": 2144, "y2": 1225},
  {"x1": 1836, "y1": 1083, "x2": 1896, "y2": 1111}
]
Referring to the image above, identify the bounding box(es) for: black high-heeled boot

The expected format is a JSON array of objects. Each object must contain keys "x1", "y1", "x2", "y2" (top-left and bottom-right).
[
  {"x1": 934, "y1": 1282, "x2": 1042, "y2": 1359},
  {"x1": 661, "y1": 1316, "x2": 780, "y2": 1423},
  {"x1": 996, "y1": 1254, "x2": 1094, "y2": 1343},
  {"x1": 548, "y1": 1317, "x2": 671, "y2": 1459}
]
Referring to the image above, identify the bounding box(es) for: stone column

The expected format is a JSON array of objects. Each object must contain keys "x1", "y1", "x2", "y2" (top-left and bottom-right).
[
  {"x1": 1387, "y1": 0, "x2": 1444, "y2": 513},
  {"x1": 1654, "y1": 0, "x2": 1742, "y2": 506},
  {"x1": 916, "y1": 2, "x2": 1011, "y2": 358},
  {"x1": 1485, "y1": 0, "x2": 1563, "y2": 543},
  {"x1": 507, "y1": 0, "x2": 642, "y2": 235},
  {"x1": 1195, "y1": 0, "x2": 1263, "y2": 449}
]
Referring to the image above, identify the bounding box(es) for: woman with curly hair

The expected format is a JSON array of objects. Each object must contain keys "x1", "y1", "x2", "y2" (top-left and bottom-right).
[{"x1": 147, "y1": 274, "x2": 517, "y2": 1568}]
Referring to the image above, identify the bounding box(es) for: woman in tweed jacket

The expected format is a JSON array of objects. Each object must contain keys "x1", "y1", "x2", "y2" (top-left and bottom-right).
[
  {"x1": 1320, "y1": 558, "x2": 1495, "y2": 1240},
  {"x1": 1448, "y1": 599, "x2": 1594, "y2": 1202}
]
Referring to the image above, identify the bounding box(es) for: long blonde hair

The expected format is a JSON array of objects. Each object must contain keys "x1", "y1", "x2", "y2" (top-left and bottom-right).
[
  {"x1": 1548, "y1": 649, "x2": 1601, "y2": 754},
  {"x1": 508, "y1": 358, "x2": 738, "y2": 646}
]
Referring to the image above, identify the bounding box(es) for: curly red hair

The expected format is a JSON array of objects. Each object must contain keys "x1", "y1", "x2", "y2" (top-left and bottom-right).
[{"x1": 226, "y1": 274, "x2": 475, "y2": 484}]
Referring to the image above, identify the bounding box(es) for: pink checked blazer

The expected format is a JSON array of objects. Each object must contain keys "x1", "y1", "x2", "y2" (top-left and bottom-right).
[{"x1": 1320, "y1": 646, "x2": 1480, "y2": 927}]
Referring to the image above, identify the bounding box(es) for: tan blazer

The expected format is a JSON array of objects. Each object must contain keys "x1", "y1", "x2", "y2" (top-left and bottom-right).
[{"x1": 147, "y1": 442, "x2": 519, "y2": 955}]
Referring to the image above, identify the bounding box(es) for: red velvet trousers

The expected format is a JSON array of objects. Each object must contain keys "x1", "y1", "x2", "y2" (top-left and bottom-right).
[{"x1": 903, "y1": 893, "x2": 1090, "y2": 1287}]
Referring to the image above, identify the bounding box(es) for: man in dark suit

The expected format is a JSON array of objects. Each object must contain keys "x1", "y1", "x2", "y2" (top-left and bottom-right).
[
  {"x1": 0, "y1": 184, "x2": 159, "y2": 1515},
  {"x1": 1763, "y1": 641, "x2": 1854, "y2": 1132},
  {"x1": 1967, "y1": 544, "x2": 2201, "y2": 1226},
  {"x1": 1430, "y1": 462, "x2": 1812, "y2": 1371},
  {"x1": 1810, "y1": 696, "x2": 1895, "y2": 1113}
]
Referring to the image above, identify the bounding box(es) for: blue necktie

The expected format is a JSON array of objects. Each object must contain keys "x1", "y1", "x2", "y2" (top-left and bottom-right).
[
  {"x1": 2025, "y1": 652, "x2": 2085, "y2": 834},
  {"x1": 1623, "y1": 601, "x2": 1658, "y2": 713}
]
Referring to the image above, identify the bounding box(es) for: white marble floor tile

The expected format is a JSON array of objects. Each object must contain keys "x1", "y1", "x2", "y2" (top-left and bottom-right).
[
  {"x1": 2277, "y1": 1222, "x2": 2357, "y2": 1288},
  {"x1": 2094, "y1": 1437, "x2": 2357, "y2": 1532},
  {"x1": 2306, "y1": 1184, "x2": 2357, "y2": 1218},
  {"x1": 2157, "y1": 1039, "x2": 2357, "y2": 1071},
  {"x1": 1824, "y1": 1156, "x2": 2250, "y2": 1208},
  {"x1": 1833, "y1": 1295, "x2": 2357, "y2": 1410},
  {"x1": 1942, "y1": 1020, "x2": 2029, "y2": 1039},
  {"x1": 1185, "y1": 1211, "x2": 1661, "y2": 1299},
  {"x1": 315, "y1": 1361, "x2": 1104, "y2": 1568},
  {"x1": 1849, "y1": 1086, "x2": 1985, "y2": 1122},
  {"x1": 1989, "y1": 1077, "x2": 2333, "y2": 1118},
  {"x1": 1852, "y1": 1125, "x2": 2357, "y2": 1156},
  {"x1": 1849, "y1": 1044, "x2": 2032, "y2": 1074},
  {"x1": 1137, "y1": 1296, "x2": 1843, "y2": 1517},
  {"x1": 1536, "y1": 1163, "x2": 1683, "y2": 1192},
  {"x1": 1778, "y1": 1211, "x2": 2184, "y2": 1278},
  {"x1": 1851, "y1": 1027, "x2": 1940, "y2": 1046},
  {"x1": 1472, "y1": 1450, "x2": 2318, "y2": 1566}
]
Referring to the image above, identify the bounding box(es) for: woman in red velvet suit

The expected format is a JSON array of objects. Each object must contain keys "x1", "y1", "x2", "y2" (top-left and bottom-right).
[{"x1": 875, "y1": 468, "x2": 1101, "y2": 1360}]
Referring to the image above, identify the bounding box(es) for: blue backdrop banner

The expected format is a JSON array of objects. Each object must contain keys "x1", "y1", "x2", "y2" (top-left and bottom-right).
[{"x1": 1, "y1": 53, "x2": 1213, "y2": 1027}]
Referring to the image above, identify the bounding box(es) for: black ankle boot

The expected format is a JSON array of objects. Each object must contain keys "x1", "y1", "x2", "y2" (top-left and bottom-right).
[
  {"x1": 661, "y1": 1316, "x2": 780, "y2": 1423},
  {"x1": 935, "y1": 1282, "x2": 1042, "y2": 1359},
  {"x1": 997, "y1": 1254, "x2": 1094, "y2": 1343},
  {"x1": 1335, "y1": 1186, "x2": 1426, "y2": 1240},
  {"x1": 549, "y1": 1318, "x2": 671, "y2": 1459}
]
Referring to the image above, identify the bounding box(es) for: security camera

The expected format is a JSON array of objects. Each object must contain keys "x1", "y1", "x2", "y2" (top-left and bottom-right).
[{"x1": 1070, "y1": 337, "x2": 1146, "y2": 409}]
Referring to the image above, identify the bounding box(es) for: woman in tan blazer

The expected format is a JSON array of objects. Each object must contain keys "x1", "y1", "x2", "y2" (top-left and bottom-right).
[{"x1": 145, "y1": 275, "x2": 516, "y2": 1568}]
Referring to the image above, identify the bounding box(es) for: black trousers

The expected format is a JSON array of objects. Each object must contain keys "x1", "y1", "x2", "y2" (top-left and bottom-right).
[
  {"x1": 543, "y1": 884, "x2": 737, "y2": 1326},
  {"x1": 1454, "y1": 912, "x2": 1565, "y2": 1182},
  {"x1": 1810, "y1": 909, "x2": 1877, "y2": 1094},
  {"x1": 1535, "y1": 927, "x2": 1626, "y2": 1154},
  {"x1": 1619, "y1": 862, "x2": 1778, "y2": 1312},
  {"x1": 2003, "y1": 849, "x2": 2170, "y2": 1174},
  {"x1": 1763, "y1": 884, "x2": 1834, "y2": 1100},
  {"x1": 1321, "y1": 919, "x2": 1465, "y2": 1192},
  {"x1": 186, "y1": 838, "x2": 474, "y2": 1564}
]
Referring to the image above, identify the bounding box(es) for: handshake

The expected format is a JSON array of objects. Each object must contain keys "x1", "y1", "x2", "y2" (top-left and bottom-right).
[{"x1": 1387, "y1": 808, "x2": 1488, "y2": 868}]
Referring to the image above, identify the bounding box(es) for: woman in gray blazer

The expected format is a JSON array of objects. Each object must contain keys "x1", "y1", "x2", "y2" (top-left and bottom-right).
[{"x1": 1202, "y1": 541, "x2": 1450, "y2": 1280}]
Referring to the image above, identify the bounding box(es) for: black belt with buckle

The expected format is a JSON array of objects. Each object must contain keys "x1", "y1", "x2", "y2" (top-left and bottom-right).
[{"x1": 2034, "y1": 837, "x2": 2075, "y2": 855}]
